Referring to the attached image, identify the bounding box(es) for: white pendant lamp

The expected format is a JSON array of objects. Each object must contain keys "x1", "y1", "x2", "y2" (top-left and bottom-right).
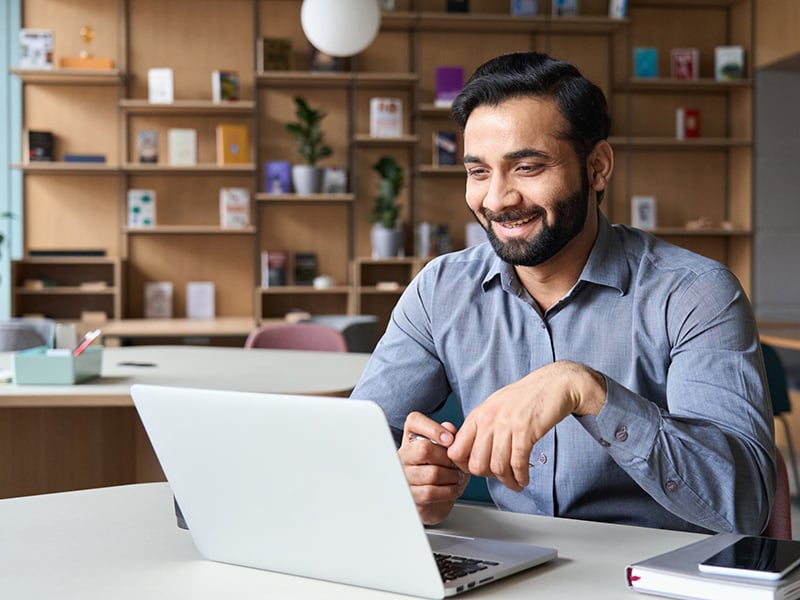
[{"x1": 300, "y1": 0, "x2": 381, "y2": 57}]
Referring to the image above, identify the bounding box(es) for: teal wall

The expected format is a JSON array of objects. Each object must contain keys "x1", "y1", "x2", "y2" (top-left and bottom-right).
[{"x1": 1, "y1": 0, "x2": 23, "y2": 318}]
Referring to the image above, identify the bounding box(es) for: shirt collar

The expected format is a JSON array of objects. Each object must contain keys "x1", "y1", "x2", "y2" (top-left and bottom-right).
[{"x1": 480, "y1": 211, "x2": 630, "y2": 296}]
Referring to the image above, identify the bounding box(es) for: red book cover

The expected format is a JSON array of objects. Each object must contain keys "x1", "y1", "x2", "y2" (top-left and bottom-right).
[
  {"x1": 676, "y1": 108, "x2": 700, "y2": 140},
  {"x1": 671, "y1": 48, "x2": 699, "y2": 80}
]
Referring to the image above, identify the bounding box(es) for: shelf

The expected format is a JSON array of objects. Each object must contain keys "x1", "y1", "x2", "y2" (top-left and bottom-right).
[
  {"x1": 419, "y1": 103, "x2": 453, "y2": 117},
  {"x1": 353, "y1": 134, "x2": 419, "y2": 146},
  {"x1": 607, "y1": 136, "x2": 752, "y2": 150},
  {"x1": 416, "y1": 12, "x2": 628, "y2": 34},
  {"x1": 10, "y1": 67, "x2": 123, "y2": 85},
  {"x1": 620, "y1": 78, "x2": 752, "y2": 93},
  {"x1": 357, "y1": 286, "x2": 408, "y2": 295},
  {"x1": 630, "y1": 0, "x2": 745, "y2": 7},
  {"x1": 419, "y1": 165, "x2": 465, "y2": 175},
  {"x1": 15, "y1": 286, "x2": 118, "y2": 295},
  {"x1": 255, "y1": 193, "x2": 355, "y2": 203},
  {"x1": 256, "y1": 71, "x2": 417, "y2": 88},
  {"x1": 12, "y1": 162, "x2": 119, "y2": 174},
  {"x1": 258, "y1": 286, "x2": 351, "y2": 295},
  {"x1": 125, "y1": 226, "x2": 256, "y2": 235},
  {"x1": 19, "y1": 256, "x2": 115, "y2": 265},
  {"x1": 119, "y1": 99, "x2": 255, "y2": 114},
  {"x1": 121, "y1": 163, "x2": 256, "y2": 174}
]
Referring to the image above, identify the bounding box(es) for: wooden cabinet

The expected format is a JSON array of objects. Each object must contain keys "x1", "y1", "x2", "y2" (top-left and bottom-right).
[{"x1": 10, "y1": 0, "x2": 754, "y2": 332}]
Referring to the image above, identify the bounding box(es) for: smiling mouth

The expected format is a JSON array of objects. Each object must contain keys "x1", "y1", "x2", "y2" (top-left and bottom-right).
[{"x1": 496, "y1": 215, "x2": 536, "y2": 229}]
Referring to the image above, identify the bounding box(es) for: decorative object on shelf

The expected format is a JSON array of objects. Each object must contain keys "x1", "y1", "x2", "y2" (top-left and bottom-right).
[
  {"x1": 60, "y1": 25, "x2": 114, "y2": 69},
  {"x1": 434, "y1": 66, "x2": 465, "y2": 108},
  {"x1": 380, "y1": 0, "x2": 396, "y2": 9},
  {"x1": 633, "y1": 47, "x2": 658, "y2": 78},
  {"x1": 186, "y1": 282, "x2": 215, "y2": 319},
  {"x1": 511, "y1": 0, "x2": 538, "y2": 16},
  {"x1": 63, "y1": 153, "x2": 105, "y2": 163},
  {"x1": 608, "y1": 0, "x2": 627, "y2": 18},
  {"x1": 715, "y1": 46, "x2": 744, "y2": 80},
  {"x1": 261, "y1": 251, "x2": 288, "y2": 287},
  {"x1": 286, "y1": 96, "x2": 333, "y2": 195},
  {"x1": 216, "y1": 124, "x2": 250, "y2": 166},
  {"x1": 300, "y1": 0, "x2": 381, "y2": 57},
  {"x1": 675, "y1": 108, "x2": 700, "y2": 140},
  {"x1": 447, "y1": 0, "x2": 469, "y2": 12},
  {"x1": 323, "y1": 167, "x2": 348, "y2": 193},
  {"x1": 631, "y1": 196, "x2": 657, "y2": 230},
  {"x1": 312, "y1": 274, "x2": 334, "y2": 289},
  {"x1": 211, "y1": 70, "x2": 240, "y2": 102},
  {"x1": 167, "y1": 128, "x2": 197, "y2": 166},
  {"x1": 257, "y1": 37, "x2": 291, "y2": 72},
  {"x1": 19, "y1": 29, "x2": 53, "y2": 70},
  {"x1": 369, "y1": 156, "x2": 404, "y2": 259},
  {"x1": 147, "y1": 68, "x2": 174, "y2": 104},
  {"x1": 25, "y1": 130, "x2": 54, "y2": 162},
  {"x1": 433, "y1": 131, "x2": 459, "y2": 166},
  {"x1": 264, "y1": 160, "x2": 292, "y2": 194},
  {"x1": 670, "y1": 48, "x2": 699, "y2": 80},
  {"x1": 127, "y1": 189, "x2": 156, "y2": 228},
  {"x1": 309, "y1": 46, "x2": 346, "y2": 72},
  {"x1": 369, "y1": 97, "x2": 403, "y2": 138},
  {"x1": 136, "y1": 130, "x2": 158, "y2": 164},
  {"x1": 552, "y1": 0, "x2": 578, "y2": 16},
  {"x1": 144, "y1": 281, "x2": 173, "y2": 318},
  {"x1": 219, "y1": 188, "x2": 250, "y2": 229},
  {"x1": 294, "y1": 252, "x2": 319, "y2": 286}
]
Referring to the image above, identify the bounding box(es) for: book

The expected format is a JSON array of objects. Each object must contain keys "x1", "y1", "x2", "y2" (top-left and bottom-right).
[
  {"x1": 634, "y1": 47, "x2": 658, "y2": 78},
  {"x1": 186, "y1": 282, "x2": 215, "y2": 319},
  {"x1": 369, "y1": 97, "x2": 403, "y2": 138},
  {"x1": 626, "y1": 533, "x2": 800, "y2": 599},
  {"x1": 147, "y1": 68, "x2": 174, "y2": 104},
  {"x1": 447, "y1": 0, "x2": 469, "y2": 12},
  {"x1": 211, "y1": 70, "x2": 240, "y2": 103},
  {"x1": 715, "y1": 46, "x2": 745, "y2": 80},
  {"x1": 257, "y1": 37, "x2": 291, "y2": 72},
  {"x1": 631, "y1": 195, "x2": 657, "y2": 229},
  {"x1": 261, "y1": 251, "x2": 288, "y2": 287},
  {"x1": 435, "y1": 66, "x2": 465, "y2": 108},
  {"x1": 19, "y1": 29, "x2": 53, "y2": 69},
  {"x1": 676, "y1": 107, "x2": 700, "y2": 140},
  {"x1": 323, "y1": 167, "x2": 348, "y2": 194},
  {"x1": 144, "y1": 282, "x2": 173, "y2": 318},
  {"x1": 294, "y1": 252, "x2": 318, "y2": 286},
  {"x1": 127, "y1": 189, "x2": 156, "y2": 228},
  {"x1": 167, "y1": 128, "x2": 197, "y2": 166},
  {"x1": 608, "y1": 0, "x2": 627, "y2": 18},
  {"x1": 136, "y1": 130, "x2": 158, "y2": 163},
  {"x1": 25, "y1": 130, "x2": 54, "y2": 162},
  {"x1": 433, "y1": 131, "x2": 459, "y2": 166},
  {"x1": 63, "y1": 153, "x2": 106, "y2": 163},
  {"x1": 553, "y1": 0, "x2": 579, "y2": 16},
  {"x1": 511, "y1": 0, "x2": 538, "y2": 15},
  {"x1": 219, "y1": 187, "x2": 250, "y2": 229},
  {"x1": 671, "y1": 48, "x2": 699, "y2": 80},
  {"x1": 215, "y1": 124, "x2": 250, "y2": 165},
  {"x1": 264, "y1": 160, "x2": 292, "y2": 194}
]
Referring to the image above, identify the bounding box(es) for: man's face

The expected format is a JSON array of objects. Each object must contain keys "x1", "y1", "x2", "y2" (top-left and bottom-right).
[{"x1": 463, "y1": 96, "x2": 590, "y2": 267}]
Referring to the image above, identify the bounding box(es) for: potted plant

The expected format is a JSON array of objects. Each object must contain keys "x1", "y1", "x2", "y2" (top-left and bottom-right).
[
  {"x1": 369, "y1": 156, "x2": 404, "y2": 258},
  {"x1": 285, "y1": 96, "x2": 333, "y2": 194}
]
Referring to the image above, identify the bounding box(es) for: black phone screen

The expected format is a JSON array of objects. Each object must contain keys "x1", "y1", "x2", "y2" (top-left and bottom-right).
[{"x1": 700, "y1": 537, "x2": 800, "y2": 578}]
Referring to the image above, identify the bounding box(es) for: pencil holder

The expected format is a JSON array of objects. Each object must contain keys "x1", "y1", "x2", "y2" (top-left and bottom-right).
[{"x1": 12, "y1": 345, "x2": 103, "y2": 385}]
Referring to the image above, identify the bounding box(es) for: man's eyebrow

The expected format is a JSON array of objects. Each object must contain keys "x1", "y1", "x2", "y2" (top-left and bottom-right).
[{"x1": 463, "y1": 148, "x2": 550, "y2": 164}]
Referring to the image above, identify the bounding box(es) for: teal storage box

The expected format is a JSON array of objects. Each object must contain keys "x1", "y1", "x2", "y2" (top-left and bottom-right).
[{"x1": 12, "y1": 345, "x2": 103, "y2": 385}]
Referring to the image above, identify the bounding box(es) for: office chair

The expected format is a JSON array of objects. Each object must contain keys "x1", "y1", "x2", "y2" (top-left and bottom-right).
[
  {"x1": 762, "y1": 343, "x2": 800, "y2": 496},
  {"x1": 304, "y1": 314, "x2": 379, "y2": 353},
  {"x1": 763, "y1": 449, "x2": 792, "y2": 540},
  {"x1": 244, "y1": 322, "x2": 348, "y2": 352},
  {"x1": 0, "y1": 318, "x2": 55, "y2": 351}
]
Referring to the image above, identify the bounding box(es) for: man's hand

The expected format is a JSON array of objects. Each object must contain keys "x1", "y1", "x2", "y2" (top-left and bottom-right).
[
  {"x1": 447, "y1": 361, "x2": 606, "y2": 492},
  {"x1": 400, "y1": 412, "x2": 470, "y2": 525}
]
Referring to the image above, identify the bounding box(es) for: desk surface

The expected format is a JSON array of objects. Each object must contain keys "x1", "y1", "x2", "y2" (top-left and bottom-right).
[
  {"x1": 0, "y1": 345, "x2": 371, "y2": 407},
  {"x1": 99, "y1": 317, "x2": 262, "y2": 340},
  {"x1": 0, "y1": 482, "x2": 702, "y2": 599}
]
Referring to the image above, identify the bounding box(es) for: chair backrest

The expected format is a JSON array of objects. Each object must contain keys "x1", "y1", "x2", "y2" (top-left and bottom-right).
[
  {"x1": 0, "y1": 319, "x2": 51, "y2": 352},
  {"x1": 762, "y1": 343, "x2": 791, "y2": 415},
  {"x1": 763, "y1": 448, "x2": 792, "y2": 540},
  {"x1": 244, "y1": 322, "x2": 348, "y2": 352},
  {"x1": 305, "y1": 314, "x2": 379, "y2": 353}
]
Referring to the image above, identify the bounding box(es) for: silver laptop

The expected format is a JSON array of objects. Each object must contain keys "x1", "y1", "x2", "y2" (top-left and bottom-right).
[{"x1": 131, "y1": 384, "x2": 557, "y2": 598}]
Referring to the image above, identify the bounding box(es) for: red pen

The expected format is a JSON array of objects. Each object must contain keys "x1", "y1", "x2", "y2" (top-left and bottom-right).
[{"x1": 73, "y1": 329, "x2": 101, "y2": 357}]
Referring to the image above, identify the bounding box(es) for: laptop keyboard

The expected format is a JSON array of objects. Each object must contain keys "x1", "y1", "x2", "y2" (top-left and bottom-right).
[{"x1": 434, "y1": 552, "x2": 499, "y2": 582}]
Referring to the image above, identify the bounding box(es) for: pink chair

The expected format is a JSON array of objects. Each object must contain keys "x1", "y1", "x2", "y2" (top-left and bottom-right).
[
  {"x1": 244, "y1": 322, "x2": 348, "y2": 352},
  {"x1": 762, "y1": 449, "x2": 792, "y2": 540}
]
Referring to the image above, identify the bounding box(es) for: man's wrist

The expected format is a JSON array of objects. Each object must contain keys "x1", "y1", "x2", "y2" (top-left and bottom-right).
[{"x1": 575, "y1": 365, "x2": 607, "y2": 416}]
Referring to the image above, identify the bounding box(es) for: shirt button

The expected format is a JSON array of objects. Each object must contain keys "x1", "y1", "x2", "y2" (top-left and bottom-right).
[
  {"x1": 537, "y1": 453, "x2": 547, "y2": 465},
  {"x1": 665, "y1": 480, "x2": 679, "y2": 492},
  {"x1": 598, "y1": 438, "x2": 611, "y2": 447},
  {"x1": 615, "y1": 428, "x2": 628, "y2": 442}
]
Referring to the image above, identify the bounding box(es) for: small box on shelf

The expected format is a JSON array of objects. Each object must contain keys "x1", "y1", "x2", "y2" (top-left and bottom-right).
[
  {"x1": 434, "y1": 67, "x2": 464, "y2": 108},
  {"x1": 433, "y1": 131, "x2": 459, "y2": 166},
  {"x1": 186, "y1": 282, "x2": 215, "y2": 319},
  {"x1": 675, "y1": 108, "x2": 700, "y2": 140},
  {"x1": 608, "y1": 0, "x2": 627, "y2": 18},
  {"x1": 294, "y1": 253, "x2": 318, "y2": 286},
  {"x1": 25, "y1": 130, "x2": 54, "y2": 162},
  {"x1": 670, "y1": 48, "x2": 699, "y2": 80},
  {"x1": 168, "y1": 128, "x2": 197, "y2": 166},
  {"x1": 261, "y1": 251, "x2": 288, "y2": 287},
  {"x1": 447, "y1": 0, "x2": 469, "y2": 12},
  {"x1": 148, "y1": 68, "x2": 174, "y2": 104},
  {"x1": 257, "y1": 38, "x2": 291, "y2": 72},
  {"x1": 633, "y1": 47, "x2": 658, "y2": 78},
  {"x1": 219, "y1": 187, "x2": 250, "y2": 229},
  {"x1": 323, "y1": 167, "x2": 348, "y2": 193},
  {"x1": 19, "y1": 29, "x2": 53, "y2": 70},
  {"x1": 144, "y1": 281, "x2": 173, "y2": 318},
  {"x1": 715, "y1": 46, "x2": 744, "y2": 81},
  {"x1": 211, "y1": 70, "x2": 240, "y2": 102},
  {"x1": 136, "y1": 130, "x2": 158, "y2": 164},
  {"x1": 369, "y1": 98, "x2": 403, "y2": 138},
  {"x1": 552, "y1": 0, "x2": 579, "y2": 16},
  {"x1": 264, "y1": 161, "x2": 292, "y2": 194},
  {"x1": 631, "y1": 195, "x2": 657, "y2": 230},
  {"x1": 216, "y1": 124, "x2": 250, "y2": 166},
  {"x1": 127, "y1": 189, "x2": 156, "y2": 228},
  {"x1": 510, "y1": 0, "x2": 538, "y2": 16}
]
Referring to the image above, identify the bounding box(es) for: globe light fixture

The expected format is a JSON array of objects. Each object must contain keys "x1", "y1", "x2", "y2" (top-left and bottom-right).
[{"x1": 300, "y1": 0, "x2": 381, "y2": 58}]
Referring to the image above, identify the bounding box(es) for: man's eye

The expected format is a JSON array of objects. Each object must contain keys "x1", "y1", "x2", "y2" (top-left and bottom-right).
[
  {"x1": 517, "y1": 164, "x2": 544, "y2": 173},
  {"x1": 467, "y1": 167, "x2": 489, "y2": 178}
]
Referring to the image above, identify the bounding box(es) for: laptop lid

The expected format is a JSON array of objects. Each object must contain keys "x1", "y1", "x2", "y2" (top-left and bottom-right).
[{"x1": 131, "y1": 384, "x2": 555, "y2": 598}]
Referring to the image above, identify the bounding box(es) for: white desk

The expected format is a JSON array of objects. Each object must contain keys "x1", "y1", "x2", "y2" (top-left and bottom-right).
[
  {"x1": 0, "y1": 482, "x2": 703, "y2": 599},
  {"x1": 0, "y1": 346, "x2": 369, "y2": 498}
]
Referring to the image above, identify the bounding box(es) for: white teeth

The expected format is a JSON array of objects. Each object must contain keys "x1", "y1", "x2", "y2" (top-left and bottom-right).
[{"x1": 500, "y1": 216, "x2": 534, "y2": 228}]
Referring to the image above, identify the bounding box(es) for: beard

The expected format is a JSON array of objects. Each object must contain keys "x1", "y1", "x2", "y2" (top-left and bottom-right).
[{"x1": 475, "y1": 179, "x2": 590, "y2": 267}]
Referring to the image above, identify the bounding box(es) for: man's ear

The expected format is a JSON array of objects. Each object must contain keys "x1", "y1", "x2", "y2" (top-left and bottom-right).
[{"x1": 588, "y1": 140, "x2": 614, "y2": 192}]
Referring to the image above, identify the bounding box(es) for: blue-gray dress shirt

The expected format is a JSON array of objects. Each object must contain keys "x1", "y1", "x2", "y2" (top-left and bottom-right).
[{"x1": 351, "y1": 214, "x2": 775, "y2": 534}]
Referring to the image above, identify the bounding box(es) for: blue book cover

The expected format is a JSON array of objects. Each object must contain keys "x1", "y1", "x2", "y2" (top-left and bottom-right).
[
  {"x1": 634, "y1": 47, "x2": 658, "y2": 78},
  {"x1": 264, "y1": 160, "x2": 291, "y2": 194},
  {"x1": 63, "y1": 153, "x2": 106, "y2": 163}
]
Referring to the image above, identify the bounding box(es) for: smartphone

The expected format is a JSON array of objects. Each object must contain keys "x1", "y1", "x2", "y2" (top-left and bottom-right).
[{"x1": 698, "y1": 536, "x2": 800, "y2": 581}]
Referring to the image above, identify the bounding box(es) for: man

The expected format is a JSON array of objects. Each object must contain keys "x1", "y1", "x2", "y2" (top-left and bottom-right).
[{"x1": 351, "y1": 52, "x2": 774, "y2": 534}]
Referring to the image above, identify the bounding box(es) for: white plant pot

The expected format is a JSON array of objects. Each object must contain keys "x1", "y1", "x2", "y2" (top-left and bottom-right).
[
  {"x1": 371, "y1": 224, "x2": 404, "y2": 259},
  {"x1": 291, "y1": 165, "x2": 324, "y2": 195}
]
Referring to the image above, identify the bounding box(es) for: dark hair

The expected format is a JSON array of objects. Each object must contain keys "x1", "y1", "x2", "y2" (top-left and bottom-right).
[{"x1": 451, "y1": 52, "x2": 611, "y2": 165}]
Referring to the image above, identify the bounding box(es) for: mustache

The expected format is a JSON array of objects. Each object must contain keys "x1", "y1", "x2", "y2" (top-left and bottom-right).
[{"x1": 480, "y1": 206, "x2": 546, "y2": 223}]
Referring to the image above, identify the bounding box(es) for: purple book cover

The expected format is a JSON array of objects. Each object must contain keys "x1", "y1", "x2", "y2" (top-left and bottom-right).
[
  {"x1": 435, "y1": 66, "x2": 464, "y2": 107},
  {"x1": 264, "y1": 160, "x2": 291, "y2": 194}
]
